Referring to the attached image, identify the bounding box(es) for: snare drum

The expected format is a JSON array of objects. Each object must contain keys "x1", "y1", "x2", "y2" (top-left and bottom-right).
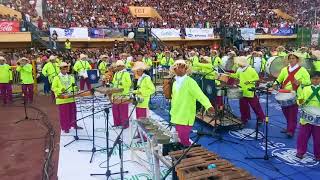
[
  {"x1": 227, "y1": 88, "x2": 242, "y2": 99},
  {"x1": 163, "y1": 76, "x2": 174, "y2": 99},
  {"x1": 265, "y1": 56, "x2": 287, "y2": 78},
  {"x1": 274, "y1": 91, "x2": 296, "y2": 107},
  {"x1": 301, "y1": 107, "x2": 320, "y2": 125}
]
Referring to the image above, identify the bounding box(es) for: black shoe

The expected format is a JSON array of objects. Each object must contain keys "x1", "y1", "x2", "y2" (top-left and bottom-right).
[
  {"x1": 75, "y1": 126, "x2": 83, "y2": 130},
  {"x1": 280, "y1": 129, "x2": 287, "y2": 133}
]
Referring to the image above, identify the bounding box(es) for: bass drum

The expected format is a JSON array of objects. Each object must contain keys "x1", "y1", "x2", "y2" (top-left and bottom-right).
[
  {"x1": 300, "y1": 58, "x2": 314, "y2": 73},
  {"x1": 265, "y1": 56, "x2": 287, "y2": 78},
  {"x1": 221, "y1": 56, "x2": 234, "y2": 71}
]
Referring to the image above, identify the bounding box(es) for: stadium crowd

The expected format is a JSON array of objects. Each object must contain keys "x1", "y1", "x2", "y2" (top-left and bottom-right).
[{"x1": 41, "y1": 0, "x2": 319, "y2": 29}]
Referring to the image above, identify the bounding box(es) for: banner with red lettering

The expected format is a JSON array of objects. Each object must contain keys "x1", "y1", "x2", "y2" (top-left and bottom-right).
[{"x1": 0, "y1": 21, "x2": 20, "y2": 32}]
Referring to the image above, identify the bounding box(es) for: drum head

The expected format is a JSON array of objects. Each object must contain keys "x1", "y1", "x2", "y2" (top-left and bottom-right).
[
  {"x1": 300, "y1": 58, "x2": 314, "y2": 73},
  {"x1": 266, "y1": 56, "x2": 287, "y2": 78}
]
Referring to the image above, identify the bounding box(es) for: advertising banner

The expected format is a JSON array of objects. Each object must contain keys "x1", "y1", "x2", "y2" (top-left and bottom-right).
[
  {"x1": 271, "y1": 27, "x2": 294, "y2": 36},
  {"x1": 49, "y1": 27, "x2": 89, "y2": 38},
  {"x1": 240, "y1": 28, "x2": 256, "y2": 40},
  {"x1": 0, "y1": 21, "x2": 20, "y2": 32},
  {"x1": 151, "y1": 28, "x2": 180, "y2": 39},
  {"x1": 185, "y1": 28, "x2": 214, "y2": 39},
  {"x1": 88, "y1": 28, "x2": 124, "y2": 38}
]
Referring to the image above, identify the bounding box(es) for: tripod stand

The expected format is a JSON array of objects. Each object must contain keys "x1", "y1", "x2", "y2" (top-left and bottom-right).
[
  {"x1": 245, "y1": 86, "x2": 274, "y2": 160},
  {"x1": 15, "y1": 92, "x2": 39, "y2": 124},
  {"x1": 78, "y1": 88, "x2": 107, "y2": 163},
  {"x1": 64, "y1": 85, "x2": 92, "y2": 147},
  {"x1": 91, "y1": 99, "x2": 138, "y2": 179},
  {"x1": 207, "y1": 87, "x2": 239, "y2": 145}
]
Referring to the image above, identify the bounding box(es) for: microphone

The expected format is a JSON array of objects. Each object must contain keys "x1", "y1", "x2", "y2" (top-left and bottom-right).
[{"x1": 192, "y1": 130, "x2": 215, "y2": 136}]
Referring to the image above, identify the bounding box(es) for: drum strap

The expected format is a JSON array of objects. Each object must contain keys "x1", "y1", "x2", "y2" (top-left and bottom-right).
[
  {"x1": 304, "y1": 86, "x2": 320, "y2": 105},
  {"x1": 136, "y1": 75, "x2": 147, "y2": 90},
  {"x1": 282, "y1": 66, "x2": 301, "y2": 91}
]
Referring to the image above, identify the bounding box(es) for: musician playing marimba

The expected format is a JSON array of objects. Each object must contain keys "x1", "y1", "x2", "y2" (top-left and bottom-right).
[
  {"x1": 160, "y1": 51, "x2": 174, "y2": 67},
  {"x1": 111, "y1": 60, "x2": 132, "y2": 129},
  {"x1": 312, "y1": 50, "x2": 320, "y2": 72},
  {"x1": 73, "y1": 54, "x2": 92, "y2": 90},
  {"x1": 170, "y1": 60, "x2": 214, "y2": 146},
  {"x1": 132, "y1": 62, "x2": 155, "y2": 118},
  {"x1": 16, "y1": 57, "x2": 34, "y2": 103},
  {"x1": 296, "y1": 72, "x2": 320, "y2": 160},
  {"x1": 51, "y1": 62, "x2": 82, "y2": 133},
  {"x1": 276, "y1": 46, "x2": 288, "y2": 57},
  {"x1": 273, "y1": 52, "x2": 311, "y2": 137},
  {"x1": 228, "y1": 56, "x2": 265, "y2": 125}
]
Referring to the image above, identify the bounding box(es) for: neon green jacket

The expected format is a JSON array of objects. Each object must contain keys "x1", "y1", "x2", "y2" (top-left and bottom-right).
[
  {"x1": 0, "y1": 64, "x2": 12, "y2": 83},
  {"x1": 192, "y1": 62, "x2": 217, "y2": 80},
  {"x1": 170, "y1": 76, "x2": 212, "y2": 126},
  {"x1": 247, "y1": 56, "x2": 266, "y2": 73},
  {"x1": 230, "y1": 66, "x2": 259, "y2": 98},
  {"x1": 16, "y1": 64, "x2": 34, "y2": 84},
  {"x1": 42, "y1": 62, "x2": 60, "y2": 83},
  {"x1": 142, "y1": 57, "x2": 153, "y2": 67},
  {"x1": 98, "y1": 61, "x2": 108, "y2": 74},
  {"x1": 73, "y1": 60, "x2": 92, "y2": 73},
  {"x1": 123, "y1": 59, "x2": 132, "y2": 69},
  {"x1": 51, "y1": 74, "x2": 78, "y2": 105},
  {"x1": 160, "y1": 57, "x2": 174, "y2": 66},
  {"x1": 275, "y1": 66, "x2": 311, "y2": 91},
  {"x1": 156, "y1": 53, "x2": 164, "y2": 61},
  {"x1": 277, "y1": 52, "x2": 288, "y2": 57},
  {"x1": 211, "y1": 56, "x2": 222, "y2": 67},
  {"x1": 112, "y1": 70, "x2": 132, "y2": 96},
  {"x1": 133, "y1": 74, "x2": 155, "y2": 108},
  {"x1": 314, "y1": 60, "x2": 320, "y2": 72},
  {"x1": 297, "y1": 85, "x2": 320, "y2": 125}
]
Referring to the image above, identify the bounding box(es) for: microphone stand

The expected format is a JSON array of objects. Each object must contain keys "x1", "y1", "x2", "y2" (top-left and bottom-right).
[
  {"x1": 15, "y1": 82, "x2": 39, "y2": 124},
  {"x1": 64, "y1": 83, "x2": 92, "y2": 147},
  {"x1": 245, "y1": 85, "x2": 274, "y2": 160},
  {"x1": 91, "y1": 97, "x2": 139, "y2": 179}
]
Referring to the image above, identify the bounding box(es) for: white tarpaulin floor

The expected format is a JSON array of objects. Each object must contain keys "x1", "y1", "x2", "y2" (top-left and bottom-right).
[{"x1": 57, "y1": 95, "x2": 171, "y2": 180}]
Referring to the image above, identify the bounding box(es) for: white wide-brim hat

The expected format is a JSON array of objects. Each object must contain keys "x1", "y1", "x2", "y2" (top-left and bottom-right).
[
  {"x1": 234, "y1": 56, "x2": 249, "y2": 66},
  {"x1": 49, "y1": 55, "x2": 56, "y2": 60},
  {"x1": 0, "y1": 56, "x2": 6, "y2": 61},
  {"x1": 59, "y1": 62, "x2": 70, "y2": 67},
  {"x1": 169, "y1": 60, "x2": 192, "y2": 75},
  {"x1": 132, "y1": 61, "x2": 149, "y2": 71},
  {"x1": 79, "y1": 54, "x2": 88, "y2": 60},
  {"x1": 311, "y1": 50, "x2": 320, "y2": 60},
  {"x1": 18, "y1": 57, "x2": 30, "y2": 63},
  {"x1": 115, "y1": 60, "x2": 125, "y2": 67}
]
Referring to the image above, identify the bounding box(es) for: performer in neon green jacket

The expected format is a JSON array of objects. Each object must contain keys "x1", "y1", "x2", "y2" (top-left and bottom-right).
[
  {"x1": 132, "y1": 62, "x2": 155, "y2": 119},
  {"x1": 160, "y1": 51, "x2": 174, "y2": 67},
  {"x1": 276, "y1": 46, "x2": 288, "y2": 57},
  {"x1": 311, "y1": 50, "x2": 320, "y2": 72},
  {"x1": 51, "y1": 62, "x2": 82, "y2": 133},
  {"x1": 229, "y1": 56, "x2": 265, "y2": 125},
  {"x1": 16, "y1": 57, "x2": 34, "y2": 103},
  {"x1": 247, "y1": 51, "x2": 266, "y2": 75},
  {"x1": 111, "y1": 60, "x2": 132, "y2": 129},
  {"x1": 42, "y1": 55, "x2": 60, "y2": 84},
  {"x1": 0, "y1": 56, "x2": 12, "y2": 104},
  {"x1": 273, "y1": 52, "x2": 311, "y2": 137},
  {"x1": 98, "y1": 55, "x2": 109, "y2": 75},
  {"x1": 73, "y1": 54, "x2": 92, "y2": 90},
  {"x1": 170, "y1": 60, "x2": 214, "y2": 146},
  {"x1": 296, "y1": 72, "x2": 320, "y2": 160}
]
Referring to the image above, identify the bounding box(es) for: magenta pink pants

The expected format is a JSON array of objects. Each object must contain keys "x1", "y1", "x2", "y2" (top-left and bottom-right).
[
  {"x1": 112, "y1": 103, "x2": 129, "y2": 128},
  {"x1": 0, "y1": 83, "x2": 11, "y2": 104},
  {"x1": 80, "y1": 77, "x2": 91, "y2": 90},
  {"x1": 297, "y1": 123, "x2": 320, "y2": 159},
  {"x1": 58, "y1": 102, "x2": 77, "y2": 131},
  {"x1": 281, "y1": 104, "x2": 298, "y2": 134},
  {"x1": 175, "y1": 125, "x2": 193, "y2": 146},
  {"x1": 136, "y1": 107, "x2": 147, "y2": 119},
  {"x1": 22, "y1": 84, "x2": 34, "y2": 103},
  {"x1": 239, "y1": 96, "x2": 265, "y2": 123}
]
